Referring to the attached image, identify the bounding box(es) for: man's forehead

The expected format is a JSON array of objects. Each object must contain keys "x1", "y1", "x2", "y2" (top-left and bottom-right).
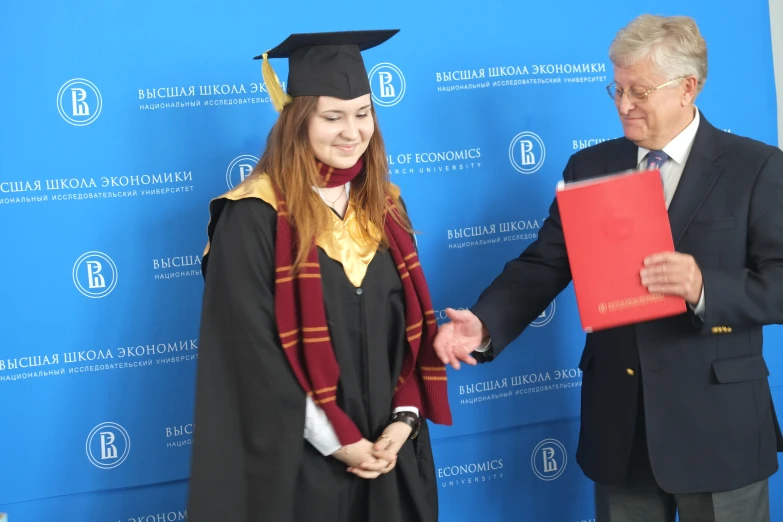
[{"x1": 613, "y1": 62, "x2": 663, "y2": 86}]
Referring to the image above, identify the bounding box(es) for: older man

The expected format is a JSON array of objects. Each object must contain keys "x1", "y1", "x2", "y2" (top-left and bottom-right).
[{"x1": 434, "y1": 14, "x2": 783, "y2": 522}]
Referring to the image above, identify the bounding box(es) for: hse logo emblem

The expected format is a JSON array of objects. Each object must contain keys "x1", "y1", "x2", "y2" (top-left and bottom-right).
[
  {"x1": 531, "y1": 438, "x2": 567, "y2": 480},
  {"x1": 58, "y1": 78, "x2": 103, "y2": 126},
  {"x1": 73, "y1": 252, "x2": 118, "y2": 298},
  {"x1": 369, "y1": 63, "x2": 406, "y2": 107},
  {"x1": 509, "y1": 131, "x2": 545, "y2": 174},
  {"x1": 86, "y1": 422, "x2": 131, "y2": 469}
]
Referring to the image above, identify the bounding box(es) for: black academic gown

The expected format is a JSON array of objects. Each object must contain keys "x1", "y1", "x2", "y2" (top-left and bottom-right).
[{"x1": 187, "y1": 197, "x2": 439, "y2": 522}]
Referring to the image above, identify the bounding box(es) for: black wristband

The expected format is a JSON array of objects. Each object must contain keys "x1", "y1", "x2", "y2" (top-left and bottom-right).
[{"x1": 389, "y1": 411, "x2": 421, "y2": 440}]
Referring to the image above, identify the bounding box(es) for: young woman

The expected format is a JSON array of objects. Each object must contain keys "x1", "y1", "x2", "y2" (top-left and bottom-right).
[{"x1": 187, "y1": 30, "x2": 452, "y2": 522}]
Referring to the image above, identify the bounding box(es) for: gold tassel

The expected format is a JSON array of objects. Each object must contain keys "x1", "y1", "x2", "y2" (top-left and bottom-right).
[{"x1": 261, "y1": 52, "x2": 292, "y2": 112}]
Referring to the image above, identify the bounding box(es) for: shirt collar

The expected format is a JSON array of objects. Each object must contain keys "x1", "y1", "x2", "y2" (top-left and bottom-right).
[{"x1": 637, "y1": 107, "x2": 700, "y2": 166}]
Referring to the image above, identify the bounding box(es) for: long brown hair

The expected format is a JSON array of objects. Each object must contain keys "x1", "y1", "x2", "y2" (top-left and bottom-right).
[{"x1": 256, "y1": 96, "x2": 412, "y2": 271}]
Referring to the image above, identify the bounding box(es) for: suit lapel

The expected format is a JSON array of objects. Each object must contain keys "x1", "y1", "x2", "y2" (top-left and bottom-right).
[
  {"x1": 667, "y1": 114, "x2": 724, "y2": 247},
  {"x1": 606, "y1": 138, "x2": 638, "y2": 174}
]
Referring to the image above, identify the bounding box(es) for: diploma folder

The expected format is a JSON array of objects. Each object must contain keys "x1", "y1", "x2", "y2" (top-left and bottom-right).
[{"x1": 555, "y1": 169, "x2": 686, "y2": 332}]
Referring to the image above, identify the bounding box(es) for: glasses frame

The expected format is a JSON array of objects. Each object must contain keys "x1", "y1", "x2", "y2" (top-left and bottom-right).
[{"x1": 606, "y1": 77, "x2": 687, "y2": 102}]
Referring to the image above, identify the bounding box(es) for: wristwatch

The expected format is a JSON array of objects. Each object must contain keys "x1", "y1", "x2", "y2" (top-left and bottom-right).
[{"x1": 389, "y1": 411, "x2": 421, "y2": 440}]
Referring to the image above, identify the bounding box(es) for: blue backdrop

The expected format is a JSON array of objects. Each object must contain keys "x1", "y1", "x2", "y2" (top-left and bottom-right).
[{"x1": 1, "y1": 0, "x2": 781, "y2": 520}]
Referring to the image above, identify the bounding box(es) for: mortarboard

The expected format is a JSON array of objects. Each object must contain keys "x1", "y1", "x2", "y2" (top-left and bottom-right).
[{"x1": 254, "y1": 29, "x2": 399, "y2": 112}]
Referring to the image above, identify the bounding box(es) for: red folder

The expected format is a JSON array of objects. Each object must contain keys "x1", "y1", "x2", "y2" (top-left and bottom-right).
[{"x1": 556, "y1": 169, "x2": 686, "y2": 332}]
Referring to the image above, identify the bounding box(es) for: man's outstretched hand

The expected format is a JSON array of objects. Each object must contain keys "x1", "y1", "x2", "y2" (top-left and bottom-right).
[{"x1": 432, "y1": 308, "x2": 486, "y2": 370}]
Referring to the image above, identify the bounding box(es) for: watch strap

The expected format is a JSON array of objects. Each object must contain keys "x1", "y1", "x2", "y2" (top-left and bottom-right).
[{"x1": 389, "y1": 411, "x2": 421, "y2": 440}]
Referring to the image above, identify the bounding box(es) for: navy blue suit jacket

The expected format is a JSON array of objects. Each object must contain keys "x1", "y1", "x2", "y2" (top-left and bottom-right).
[{"x1": 472, "y1": 113, "x2": 783, "y2": 493}]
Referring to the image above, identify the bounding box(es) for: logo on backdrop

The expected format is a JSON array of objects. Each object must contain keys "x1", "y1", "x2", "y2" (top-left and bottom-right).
[
  {"x1": 387, "y1": 147, "x2": 481, "y2": 176},
  {"x1": 165, "y1": 423, "x2": 194, "y2": 449},
  {"x1": 573, "y1": 138, "x2": 615, "y2": 150},
  {"x1": 226, "y1": 155, "x2": 259, "y2": 190},
  {"x1": 369, "y1": 63, "x2": 406, "y2": 107},
  {"x1": 458, "y1": 361, "x2": 582, "y2": 405},
  {"x1": 0, "y1": 171, "x2": 195, "y2": 205},
  {"x1": 531, "y1": 300, "x2": 556, "y2": 327},
  {"x1": 153, "y1": 254, "x2": 202, "y2": 281},
  {"x1": 57, "y1": 78, "x2": 103, "y2": 126},
  {"x1": 433, "y1": 61, "x2": 609, "y2": 93},
  {"x1": 0, "y1": 338, "x2": 199, "y2": 385},
  {"x1": 73, "y1": 252, "x2": 118, "y2": 298},
  {"x1": 86, "y1": 422, "x2": 130, "y2": 469},
  {"x1": 509, "y1": 131, "x2": 545, "y2": 174},
  {"x1": 437, "y1": 458, "x2": 505, "y2": 487},
  {"x1": 531, "y1": 438, "x2": 567, "y2": 481},
  {"x1": 447, "y1": 216, "x2": 544, "y2": 250},
  {"x1": 137, "y1": 81, "x2": 286, "y2": 111}
]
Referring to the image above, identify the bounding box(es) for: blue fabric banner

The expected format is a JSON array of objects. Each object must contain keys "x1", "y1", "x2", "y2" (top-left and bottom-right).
[{"x1": 0, "y1": 0, "x2": 780, "y2": 519}]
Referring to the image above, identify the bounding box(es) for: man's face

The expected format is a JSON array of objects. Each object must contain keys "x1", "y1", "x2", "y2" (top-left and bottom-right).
[{"x1": 612, "y1": 58, "x2": 689, "y2": 150}]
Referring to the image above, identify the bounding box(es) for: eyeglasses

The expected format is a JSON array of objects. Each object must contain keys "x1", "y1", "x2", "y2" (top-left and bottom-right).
[{"x1": 606, "y1": 77, "x2": 687, "y2": 103}]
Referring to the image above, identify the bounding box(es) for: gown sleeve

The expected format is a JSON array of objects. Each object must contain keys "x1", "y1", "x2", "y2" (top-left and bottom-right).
[{"x1": 187, "y1": 198, "x2": 309, "y2": 522}]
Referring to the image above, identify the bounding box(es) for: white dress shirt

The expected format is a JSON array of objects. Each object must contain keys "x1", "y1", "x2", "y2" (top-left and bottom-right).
[
  {"x1": 476, "y1": 107, "x2": 705, "y2": 353},
  {"x1": 303, "y1": 182, "x2": 418, "y2": 456},
  {"x1": 636, "y1": 107, "x2": 705, "y2": 317}
]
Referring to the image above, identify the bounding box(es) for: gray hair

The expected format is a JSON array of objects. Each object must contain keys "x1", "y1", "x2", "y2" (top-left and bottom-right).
[{"x1": 609, "y1": 14, "x2": 708, "y2": 94}]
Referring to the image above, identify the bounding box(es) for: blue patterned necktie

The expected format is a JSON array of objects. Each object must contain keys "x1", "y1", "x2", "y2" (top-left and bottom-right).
[
  {"x1": 646, "y1": 150, "x2": 669, "y2": 171},
  {"x1": 646, "y1": 149, "x2": 669, "y2": 193}
]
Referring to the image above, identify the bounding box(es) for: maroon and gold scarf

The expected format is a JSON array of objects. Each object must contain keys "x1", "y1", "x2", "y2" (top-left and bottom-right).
[{"x1": 273, "y1": 157, "x2": 452, "y2": 444}]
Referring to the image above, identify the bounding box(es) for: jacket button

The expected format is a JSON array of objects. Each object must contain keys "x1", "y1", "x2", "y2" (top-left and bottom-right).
[
  {"x1": 626, "y1": 368, "x2": 635, "y2": 376},
  {"x1": 356, "y1": 288, "x2": 363, "y2": 295}
]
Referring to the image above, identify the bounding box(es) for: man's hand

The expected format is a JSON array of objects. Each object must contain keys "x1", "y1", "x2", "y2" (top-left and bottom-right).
[
  {"x1": 432, "y1": 308, "x2": 485, "y2": 370},
  {"x1": 641, "y1": 252, "x2": 703, "y2": 305}
]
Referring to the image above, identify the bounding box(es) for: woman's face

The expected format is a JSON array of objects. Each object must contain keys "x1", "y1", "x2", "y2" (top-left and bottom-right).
[{"x1": 308, "y1": 94, "x2": 374, "y2": 169}]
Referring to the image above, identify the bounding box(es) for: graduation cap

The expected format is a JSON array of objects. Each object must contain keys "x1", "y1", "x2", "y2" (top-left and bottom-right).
[{"x1": 254, "y1": 29, "x2": 399, "y2": 111}]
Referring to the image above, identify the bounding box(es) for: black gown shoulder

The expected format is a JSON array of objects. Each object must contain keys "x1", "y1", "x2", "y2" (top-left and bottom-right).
[{"x1": 189, "y1": 198, "x2": 307, "y2": 522}]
